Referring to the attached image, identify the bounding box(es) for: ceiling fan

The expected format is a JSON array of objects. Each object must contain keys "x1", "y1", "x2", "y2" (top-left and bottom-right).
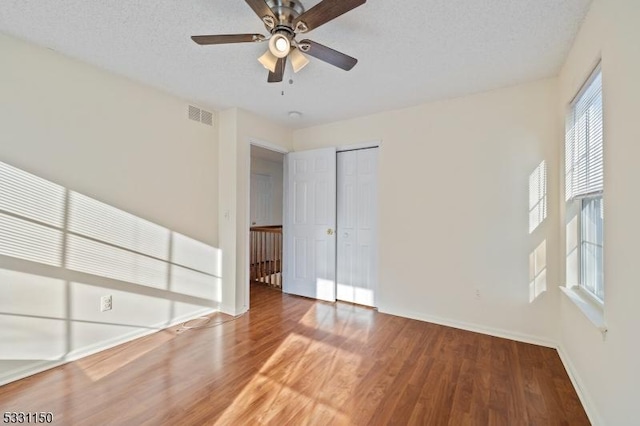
[{"x1": 191, "y1": 0, "x2": 366, "y2": 83}]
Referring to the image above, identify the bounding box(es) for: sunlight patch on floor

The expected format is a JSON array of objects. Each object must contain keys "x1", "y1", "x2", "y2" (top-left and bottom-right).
[
  {"x1": 298, "y1": 303, "x2": 374, "y2": 345},
  {"x1": 215, "y1": 331, "x2": 361, "y2": 424}
]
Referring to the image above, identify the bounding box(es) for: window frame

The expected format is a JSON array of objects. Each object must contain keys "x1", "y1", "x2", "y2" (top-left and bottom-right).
[
  {"x1": 577, "y1": 195, "x2": 604, "y2": 306},
  {"x1": 566, "y1": 63, "x2": 604, "y2": 305}
]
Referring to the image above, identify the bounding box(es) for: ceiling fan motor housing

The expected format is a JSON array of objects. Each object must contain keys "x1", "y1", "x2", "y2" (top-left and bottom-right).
[{"x1": 265, "y1": 0, "x2": 305, "y2": 34}]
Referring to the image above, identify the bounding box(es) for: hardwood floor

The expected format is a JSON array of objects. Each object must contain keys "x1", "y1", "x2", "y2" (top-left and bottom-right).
[{"x1": 0, "y1": 285, "x2": 589, "y2": 425}]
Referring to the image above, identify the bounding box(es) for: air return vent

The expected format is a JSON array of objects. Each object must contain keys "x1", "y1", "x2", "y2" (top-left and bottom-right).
[
  {"x1": 188, "y1": 105, "x2": 214, "y2": 127},
  {"x1": 201, "y1": 110, "x2": 213, "y2": 126},
  {"x1": 188, "y1": 105, "x2": 201, "y2": 122}
]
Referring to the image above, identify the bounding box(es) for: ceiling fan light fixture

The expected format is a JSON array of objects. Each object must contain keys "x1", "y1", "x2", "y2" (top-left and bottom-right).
[
  {"x1": 268, "y1": 33, "x2": 290, "y2": 58},
  {"x1": 258, "y1": 50, "x2": 278, "y2": 73},
  {"x1": 290, "y1": 48, "x2": 310, "y2": 73}
]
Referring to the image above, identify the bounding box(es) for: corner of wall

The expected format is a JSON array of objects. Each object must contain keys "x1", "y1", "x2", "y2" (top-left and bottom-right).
[{"x1": 556, "y1": 343, "x2": 603, "y2": 426}]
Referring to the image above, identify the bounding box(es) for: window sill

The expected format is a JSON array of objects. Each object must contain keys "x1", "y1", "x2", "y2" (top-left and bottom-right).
[{"x1": 560, "y1": 286, "x2": 608, "y2": 337}]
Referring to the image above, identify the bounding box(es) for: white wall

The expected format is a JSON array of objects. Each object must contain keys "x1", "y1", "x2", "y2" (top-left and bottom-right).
[
  {"x1": 0, "y1": 34, "x2": 221, "y2": 384},
  {"x1": 557, "y1": 1, "x2": 640, "y2": 424},
  {"x1": 250, "y1": 156, "x2": 284, "y2": 226},
  {"x1": 293, "y1": 78, "x2": 561, "y2": 345}
]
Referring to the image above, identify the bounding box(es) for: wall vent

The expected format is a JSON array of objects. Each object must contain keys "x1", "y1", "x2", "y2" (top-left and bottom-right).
[
  {"x1": 188, "y1": 105, "x2": 214, "y2": 127},
  {"x1": 201, "y1": 110, "x2": 213, "y2": 126},
  {"x1": 188, "y1": 105, "x2": 201, "y2": 122}
]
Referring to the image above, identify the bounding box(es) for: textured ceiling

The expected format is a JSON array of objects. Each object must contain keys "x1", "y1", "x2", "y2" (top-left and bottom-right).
[{"x1": 0, "y1": 0, "x2": 591, "y2": 128}]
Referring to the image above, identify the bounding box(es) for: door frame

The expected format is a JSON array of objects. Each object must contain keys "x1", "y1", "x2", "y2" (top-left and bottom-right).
[
  {"x1": 242, "y1": 138, "x2": 381, "y2": 311},
  {"x1": 336, "y1": 141, "x2": 381, "y2": 153},
  {"x1": 244, "y1": 138, "x2": 289, "y2": 311}
]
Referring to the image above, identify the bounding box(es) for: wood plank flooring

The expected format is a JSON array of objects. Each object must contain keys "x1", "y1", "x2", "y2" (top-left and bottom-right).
[{"x1": 0, "y1": 285, "x2": 590, "y2": 425}]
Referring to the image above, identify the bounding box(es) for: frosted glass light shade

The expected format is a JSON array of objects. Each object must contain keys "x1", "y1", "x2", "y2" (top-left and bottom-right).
[
  {"x1": 258, "y1": 50, "x2": 278, "y2": 73},
  {"x1": 268, "y1": 34, "x2": 290, "y2": 58},
  {"x1": 290, "y1": 48, "x2": 310, "y2": 73}
]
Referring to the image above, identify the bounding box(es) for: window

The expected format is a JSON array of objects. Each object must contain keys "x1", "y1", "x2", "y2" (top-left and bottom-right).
[{"x1": 565, "y1": 66, "x2": 604, "y2": 303}]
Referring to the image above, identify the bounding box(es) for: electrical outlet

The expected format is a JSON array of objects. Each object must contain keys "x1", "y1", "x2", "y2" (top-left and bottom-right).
[
  {"x1": 475, "y1": 289, "x2": 481, "y2": 300},
  {"x1": 101, "y1": 295, "x2": 112, "y2": 312}
]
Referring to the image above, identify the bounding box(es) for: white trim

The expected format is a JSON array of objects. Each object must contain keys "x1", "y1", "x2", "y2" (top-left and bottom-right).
[
  {"x1": 65, "y1": 307, "x2": 218, "y2": 358},
  {"x1": 220, "y1": 303, "x2": 239, "y2": 316},
  {"x1": 378, "y1": 307, "x2": 557, "y2": 348},
  {"x1": 557, "y1": 344, "x2": 604, "y2": 426},
  {"x1": 337, "y1": 140, "x2": 381, "y2": 152},
  {"x1": 569, "y1": 61, "x2": 602, "y2": 105},
  {"x1": 282, "y1": 154, "x2": 290, "y2": 295},
  {"x1": 245, "y1": 138, "x2": 289, "y2": 312},
  {"x1": 0, "y1": 307, "x2": 219, "y2": 386},
  {"x1": 560, "y1": 286, "x2": 607, "y2": 336},
  {"x1": 0, "y1": 360, "x2": 67, "y2": 388},
  {"x1": 243, "y1": 142, "x2": 251, "y2": 312},
  {"x1": 249, "y1": 138, "x2": 290, "y2": 154}
]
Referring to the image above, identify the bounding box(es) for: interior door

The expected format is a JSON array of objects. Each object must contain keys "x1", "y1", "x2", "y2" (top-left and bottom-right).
[
  {"x1": 283, "y1": 147, "x2": 337, "y2": 302},
  {"x1": 250, "y1": 173, "x2": 272, "y2": 226},
  {"x1": 336, "y1": 148, "x2": 378, "y2": 307}
]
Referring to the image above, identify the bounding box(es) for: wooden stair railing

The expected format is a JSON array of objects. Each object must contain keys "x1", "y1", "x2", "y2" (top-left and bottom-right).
[{"x1": 250, "y1": 226, "x2": 283, "y2": 288}]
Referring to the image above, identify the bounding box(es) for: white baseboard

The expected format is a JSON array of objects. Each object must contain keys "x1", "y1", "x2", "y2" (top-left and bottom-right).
[
  {"x1": 64, "y1": 307, "x2": 218, "y2": 360},
  {"x1": 557, "y1": 345, "x2": 603, "y2": 426},
  {"x1": 378, "y1": 307, "x2": 557, "y2": 348},
  {"x1": 0, "y1": 360, "x2": 67, "y2": 387},
  {"x1": 0, "y1": 307, "x2": 218, "y2": 387},
  {"x1": 220, "y1": 303, "x2": 237, "y2": 316}
]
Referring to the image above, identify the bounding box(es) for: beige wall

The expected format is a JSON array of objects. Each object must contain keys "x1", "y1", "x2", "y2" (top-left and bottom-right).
[
  {"x1": 0, "y1": 34, "x2": 219, "y2": 244},
  {"x1": 0, "y1": 34, "x2": 220, "y2": 384},
  {"x1": 293, "y1": 78, "x2": 561, "y2": 345},
  {"x1": 558, "y1": 1, "x2": 640, "y2": 424}
]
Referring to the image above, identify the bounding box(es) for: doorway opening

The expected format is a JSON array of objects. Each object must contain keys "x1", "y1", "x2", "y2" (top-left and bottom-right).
[{"x1": 249, "y1": 144, "x2": 285, "y2": 292}]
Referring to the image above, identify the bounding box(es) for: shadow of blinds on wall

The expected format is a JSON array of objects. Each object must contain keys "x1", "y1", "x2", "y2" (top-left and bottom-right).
[{"x1": 0, "y1": 160, "x2": 223, "y2": 309}]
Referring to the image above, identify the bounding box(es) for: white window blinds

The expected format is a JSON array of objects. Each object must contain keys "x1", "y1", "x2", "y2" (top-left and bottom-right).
[{"x1": 565, "y1": 68, "x2": 603, "y2": 201}]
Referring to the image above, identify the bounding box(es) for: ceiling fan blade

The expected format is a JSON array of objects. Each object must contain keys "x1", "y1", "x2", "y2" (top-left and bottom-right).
[
  {"x1": 268, "y1": 57, "x2": 287, "y2": 83},
  {"x1": 191, "y1": 34, "x2": 265, "y2": 45},
  {"x1": 294, "y1": 0, "x2": 366, "y2": 32},
  {"x1": 244, "y1": 0, "x2": 277, "y2": 22},
  {"x1": 299, "y1": 39, "x2": 357, "y2": 71}
]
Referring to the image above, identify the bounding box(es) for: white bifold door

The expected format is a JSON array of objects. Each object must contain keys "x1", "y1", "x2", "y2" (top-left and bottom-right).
[
  {"x1": 336, "y1": 148, "x2": 378, "y2": 307},
  {"x1": 283, "y1": 146, "x2": 378, "y2": 306},
  {"x1": 283, "y1": 147, "x2": 337, "y2": 302}
]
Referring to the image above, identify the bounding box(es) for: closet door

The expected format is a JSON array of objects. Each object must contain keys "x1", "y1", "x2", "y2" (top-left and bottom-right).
[
  {"x1": 337, "y1": 148, "x2": 378, "y2": 307},
  {"x1": 283, "y1": 147, "x2": 337, "y2": 302}
]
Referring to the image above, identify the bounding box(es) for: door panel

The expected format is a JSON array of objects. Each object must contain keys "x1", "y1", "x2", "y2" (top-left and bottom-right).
[
  {"x1": 250, "y1": 173, "x2": 272, "y2": 226},
  {"x1": 284, "y1": 147, "x2": 337, "y2": 301},
  {"x1": 337, "y1": 148, "x2": 378, "y2": 307}
]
